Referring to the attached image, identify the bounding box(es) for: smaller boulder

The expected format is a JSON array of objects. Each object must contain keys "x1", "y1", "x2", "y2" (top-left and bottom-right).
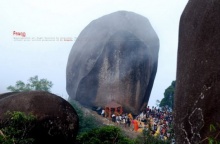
[{"x1": 0, "y1": 91, "x2": 79, "y2": 144}]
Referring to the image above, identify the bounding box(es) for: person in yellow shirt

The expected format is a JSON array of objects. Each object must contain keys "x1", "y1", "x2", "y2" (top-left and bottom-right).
[
  {"x1": 154, "y1": 124, "x2": 160, "y2": 137},
  {"x1": 128, "y1": 113, "x2": 133, "y2": 120}
]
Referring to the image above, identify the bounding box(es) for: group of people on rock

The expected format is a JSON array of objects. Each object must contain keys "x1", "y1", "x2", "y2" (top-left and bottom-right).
[
  {"x1": 99, "y1": 105, "x2": 174, "y2": 142},
  {"x1": 111, "y1": 113, "x2": 133, "y2": 127}
]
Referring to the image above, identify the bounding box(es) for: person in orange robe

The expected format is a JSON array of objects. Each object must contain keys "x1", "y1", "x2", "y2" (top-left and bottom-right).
[{"x1": 133, "y1": 119, "x2": 139, "y2": 132}]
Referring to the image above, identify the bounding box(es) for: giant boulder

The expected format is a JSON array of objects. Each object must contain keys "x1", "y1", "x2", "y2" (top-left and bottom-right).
[
  {"x1": 66, "y1": 11, "x2": 159, "y2": 114},
  {"x1": 174, "y1": 0, "x2": 220, "y2": 143},
  {"x1": 0, "y1": 91, "x2": 79, "y2": 144}
]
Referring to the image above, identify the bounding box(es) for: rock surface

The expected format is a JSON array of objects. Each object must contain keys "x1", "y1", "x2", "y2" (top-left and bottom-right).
[
  {"x1": 0, "y1": 91, "x2": 79, "y2": 144},
  {"x1": 174, "y1": 0, "x2": 220, "y2": 143},
  {"x1": 66, "y1": 11, "x2": 159, "y2": 114}
]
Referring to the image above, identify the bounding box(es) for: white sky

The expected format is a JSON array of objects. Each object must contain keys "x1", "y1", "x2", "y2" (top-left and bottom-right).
[{"x1": 0, "y1": 0, "x2": 188, "y2": 107}]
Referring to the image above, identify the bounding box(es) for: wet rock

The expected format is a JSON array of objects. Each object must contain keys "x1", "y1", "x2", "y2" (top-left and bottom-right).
[
  {"x1": 66, "y1": 11, "x2": 159, "y2": 114},
  {"x1": 174, "y1": 0, "x2": 220, "y2": 143}
]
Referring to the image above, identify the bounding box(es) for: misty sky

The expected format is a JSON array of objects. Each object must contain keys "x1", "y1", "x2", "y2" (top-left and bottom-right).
[{"x1": 0, "y1": 0, "x2": 188, "y2": 107}]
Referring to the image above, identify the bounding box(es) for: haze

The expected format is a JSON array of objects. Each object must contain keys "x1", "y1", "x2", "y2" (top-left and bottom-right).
[{"x1": 0, "y1": 0, "x2": 188, "y2": 107}]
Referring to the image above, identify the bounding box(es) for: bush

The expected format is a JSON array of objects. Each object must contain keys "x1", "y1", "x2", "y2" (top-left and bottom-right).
[
  {"x1": 76, "y1": 126, "x2": 134, "y2": 144},
  {"x1": 0, "y1": 111, "x2": 36, "y2": 144},
  {"x1": 200, "y1": 123, "x2": 220, "y2": 144},
  {"x1": 134, "y1": 129, "x2": 170, "y2": 144}
]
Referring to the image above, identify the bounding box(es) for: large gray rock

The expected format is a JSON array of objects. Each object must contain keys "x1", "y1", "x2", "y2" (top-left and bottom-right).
[
  {"x1": 0, "y1": 91, "x2": 79, "y2": 144},
  {"x1": 66, "y1": 11, "x2": 159, "y2": 114},
  {"x1": 174, "y1": 0, "x2": 220, "y2": 143}
]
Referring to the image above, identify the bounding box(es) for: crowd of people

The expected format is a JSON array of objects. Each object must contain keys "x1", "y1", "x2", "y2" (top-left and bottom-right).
[
  {"x1": 137, "y1": 106, "x2": 174, "y2": 141},
  {"x1": 99, "y1": 106, "x2": 174, "y2": 142}
]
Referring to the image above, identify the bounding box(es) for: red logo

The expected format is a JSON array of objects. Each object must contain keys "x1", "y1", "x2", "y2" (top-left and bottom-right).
[{"x1": 13, "y1": 31, "x2": 26, "y2": 37}]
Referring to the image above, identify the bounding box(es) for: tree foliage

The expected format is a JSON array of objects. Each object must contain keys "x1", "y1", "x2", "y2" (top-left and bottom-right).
[
  {"x1": 76, "y1": 126, "x2": 133, "y2": 144},
  {"x1": 77, "y1": 126, "x2": 169, "y2": 144},
  {"x1": 134, "y1": 129, "x2": 170, "y2": 144},
  {"x1": 159, "y1": 81, "x2": 175, "y2": 109},
  {"x1": 0, "y1": 111, "x2": 36, "y2": 144},
  {"x1": 7, "y1": 76, "x2": 53, "y2": 92},
  {"x1": 200, "y1": 123, "x2": 220, "y2": 144}
]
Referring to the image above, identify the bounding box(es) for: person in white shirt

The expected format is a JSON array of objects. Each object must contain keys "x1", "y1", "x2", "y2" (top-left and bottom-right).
[{"x1": 101, "y1": 109, "x2": 105, "y2": 117}]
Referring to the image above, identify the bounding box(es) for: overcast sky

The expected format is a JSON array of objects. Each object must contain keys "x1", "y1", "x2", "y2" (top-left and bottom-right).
[{"x1": 0, "y1": 0, "x2": 188, "y2": 107}]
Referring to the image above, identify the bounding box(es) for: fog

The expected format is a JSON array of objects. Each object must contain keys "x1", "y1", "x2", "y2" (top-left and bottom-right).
[{"x1": 0, "y1": 0, "x2": 188, "y2": 107}]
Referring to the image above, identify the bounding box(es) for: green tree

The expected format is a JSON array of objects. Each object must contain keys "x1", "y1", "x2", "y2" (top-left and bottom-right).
[
  {"x1": 7, "y1": 76, "x2": 53, "y2": 92},
  {"x1": 0, "y1": 111, "x2": 36, "y2": 144},
  {"x1": 77, "y1": 126, "x2": 169, "y2": 144},
  {"x1": 76, "y1": 126, "x2": 133, "y2": 144},
  {"x1": 159, "y1": 81, "x2": 175, "y2": 109},
  {"x1": 134, "y1": 129, "x2": 170, "y2": 144}
]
